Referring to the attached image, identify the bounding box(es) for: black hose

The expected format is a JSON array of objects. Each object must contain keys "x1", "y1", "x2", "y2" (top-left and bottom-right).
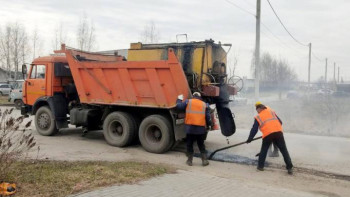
[{"x1": 208, "y1": 136, "x2": 262, "y2": 160}]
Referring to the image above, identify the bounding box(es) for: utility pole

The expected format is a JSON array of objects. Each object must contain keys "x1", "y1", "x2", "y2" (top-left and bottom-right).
[
  {"x1": 254, "y1": 0, "x2": 261, "y2": 102},
  {"x1": 325, "y1": 58, "x2": 327, "y2": 83},
  {"x1": 333, "y1": 62, "x2": 336, "y2": 84},
  {"x1": 308, "y1": 43, "x2": 312, "y2": 89}
]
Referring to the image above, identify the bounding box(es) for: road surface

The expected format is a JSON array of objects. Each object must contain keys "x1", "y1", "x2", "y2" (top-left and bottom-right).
[{"x1": 2, "y1": 106, "x2": 349, "y2": 196}]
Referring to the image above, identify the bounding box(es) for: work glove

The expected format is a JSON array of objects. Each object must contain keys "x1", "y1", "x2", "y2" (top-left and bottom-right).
[{"x1": 177, "y1": 94, "x2": 184, "y2": 101}]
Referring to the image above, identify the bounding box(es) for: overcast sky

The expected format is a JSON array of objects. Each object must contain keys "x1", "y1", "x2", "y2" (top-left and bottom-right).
[{"x1": 1, "y1": 0, "x2": 349, "y2": 81}]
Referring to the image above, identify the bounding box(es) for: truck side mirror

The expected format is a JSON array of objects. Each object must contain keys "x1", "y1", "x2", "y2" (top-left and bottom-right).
[
  {"x1": 22, "y1": 64, "x2": 27, "y2": 79},
  {"x1": 22, "y1": 64, "x2": 27, "y2": 74}
]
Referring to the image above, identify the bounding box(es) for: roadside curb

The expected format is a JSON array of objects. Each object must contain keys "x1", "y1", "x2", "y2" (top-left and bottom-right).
[{"x1": 0, "y1": 104, "x2": 15, "y2": 107}]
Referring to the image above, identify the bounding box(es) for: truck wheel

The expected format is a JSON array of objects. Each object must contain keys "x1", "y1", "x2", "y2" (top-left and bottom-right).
[
  {"x1": 35, "y1": 106, "x2": 58, "y2": 136},
  {"x1": 103, "y1": 112, "x2": 137, "y2": 147},
  {"x1": 139, "y1": 115, "x2": 174, "y2": 153},
  {"x1": 14, "y1": 100, "x2": 23, "y2": 110}
]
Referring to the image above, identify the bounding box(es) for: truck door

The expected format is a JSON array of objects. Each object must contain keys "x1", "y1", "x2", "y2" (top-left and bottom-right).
[{"x1": 25, "y1": 64, "x2": 47, "y2": 105}]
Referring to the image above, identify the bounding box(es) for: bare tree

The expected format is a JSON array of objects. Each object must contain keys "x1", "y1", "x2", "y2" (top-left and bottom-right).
[
  {"x1": 141, "y1": 21, "x2": 160, "y2": 43},
  {"x1": 0, "y1": 108, "x2": 36, "y2": 181},
  {"x1": 32, "y1": 26, "x2": 43, "y2": 59},
  {"x1": 254, "y1": 52, "x2": 297, "y2": 83},
  {"x1": 11, "y1": 23, "x2": 28, "y2": 80},
  {"x1": 251, "y1": 52, "x2": 297, "y2": 96},
  {"x1": 52, "y1": 22, "x2": 69, "y2": 51},
  {"x1": 76, "y1": 14, "x2": 96, "y2": 51},
  {"x1": 21, "y1": 33, "x2": 30, "y2": 69},
  {"x1": 227, "y1": 51, "x2": 239, "y2": 79},
  {"x1": 0, "y1": 25, "x2": 12, "y2": 79}
]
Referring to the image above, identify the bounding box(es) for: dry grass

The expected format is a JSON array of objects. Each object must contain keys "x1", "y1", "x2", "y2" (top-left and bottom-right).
[
  {"x1": 0, "y1": 95, "x2": 11, "y2": 105},
  {"x1": 7, "y1": 160, "x2": 175, "y2": 197},
  {"x1": 1, "y1": 108, "x2": 35, "y2": 183}
]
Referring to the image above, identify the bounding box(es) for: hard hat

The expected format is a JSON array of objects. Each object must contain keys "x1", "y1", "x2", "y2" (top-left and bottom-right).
[
  {"x1": 193, "y1": 92, "x2": 201, "y2": 97},
  {"x1": 255, "y1": 101, "x2": 262, "y2": 107}
]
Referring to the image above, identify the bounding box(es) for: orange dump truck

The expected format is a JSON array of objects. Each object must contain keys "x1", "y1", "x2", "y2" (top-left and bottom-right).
[{"x1": 21, "y1": 40, "x2": 237, "y2": 153}]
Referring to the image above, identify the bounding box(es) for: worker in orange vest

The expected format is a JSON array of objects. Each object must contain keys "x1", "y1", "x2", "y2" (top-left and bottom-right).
[
  {"x1": 177, "y1": 92, "x2": 212, "y2": 166},
  {"x1": 246, "y1": 102, "x2": 293, "y2": 175}
]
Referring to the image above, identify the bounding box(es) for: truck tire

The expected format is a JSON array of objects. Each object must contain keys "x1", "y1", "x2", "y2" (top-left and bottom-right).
[
  {"x1": 139, "y1": 115, "x2": 174, "y2": 153},
  {"x1": 103, "y1": 112, "x2": 137, "y2": 147},
  {"x1": 14, "y1": 100, "x2": 23, "y2": 110},
  {"x1": 35, "y1": 106, "x2": 58, "y2": 136}
]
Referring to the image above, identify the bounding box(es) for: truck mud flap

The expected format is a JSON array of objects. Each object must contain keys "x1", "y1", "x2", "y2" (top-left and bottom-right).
[{"x1": 216, "y1": 104, "x2": 236, "y2": 137}]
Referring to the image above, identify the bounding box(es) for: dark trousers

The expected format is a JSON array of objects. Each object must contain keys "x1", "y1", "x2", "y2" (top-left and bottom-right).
[
  {"x1": 258, "y1": 132, "x2": 293, "y2": 169},
  {"x1": 186, "y1": 134, "x2": 206, "y2": 154}
]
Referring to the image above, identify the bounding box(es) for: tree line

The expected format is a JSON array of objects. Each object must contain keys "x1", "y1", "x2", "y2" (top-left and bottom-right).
[
  {"x1": 0, "y1": 16, "x2": 160, "y2": 81},
  {"x1": 251, "y1": 52, "x2": 297, "y2": 90},
  {"x1": 0, "y1": 14, "x2": 96, "y2": 81}
]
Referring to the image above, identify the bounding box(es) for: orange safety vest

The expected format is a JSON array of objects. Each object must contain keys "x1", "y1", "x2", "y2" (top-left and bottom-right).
[
  {"x1": 185, "y1": 99, "x2": 206, "y2": 126},
  {"x1": 255, "y1": 107, "x2": 282, "y2": 138}
]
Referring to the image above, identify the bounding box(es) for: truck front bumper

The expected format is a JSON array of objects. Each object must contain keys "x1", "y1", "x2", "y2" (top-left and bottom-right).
[{"x1": 21, "y1": 105, "x2": 32, "y2": 116}]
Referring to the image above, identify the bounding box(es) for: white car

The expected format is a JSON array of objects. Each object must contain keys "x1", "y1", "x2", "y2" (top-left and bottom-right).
[
  {"x1": 0, "y1": 83, "x2": 12, "y2": 96},
  {"x1": 229, "y1": 93, "x2": 248, "y2": 106},
  {"x1": 8, "y1": 80, "x2": 24, "y2": 109}
]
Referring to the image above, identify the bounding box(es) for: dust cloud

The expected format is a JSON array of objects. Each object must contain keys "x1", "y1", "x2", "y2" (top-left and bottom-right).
[{"x1": 231, "y1": 90, "x2": 350, "y2": 138}]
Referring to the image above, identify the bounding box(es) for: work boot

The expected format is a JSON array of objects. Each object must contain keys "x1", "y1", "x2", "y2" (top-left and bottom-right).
[
  {"x1": 257, "y1": 167, "x2": 264, "y2": 171},
  {"x1": 186, "y1": 153, "x2": 193, "y2": 166},
  {"x1": 287, "y1": 168, "x2": 293, "y2": 175},
  {"x1": 201, "y1": 153, "x2": 209, "y2": 166},
  {"x1": 81, "y1": 128, "x2": 88, "y2": 137}
]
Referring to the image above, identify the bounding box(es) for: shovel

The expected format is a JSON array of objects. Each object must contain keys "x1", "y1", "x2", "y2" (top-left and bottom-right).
[{"x1": 208, "y1": 136, "x2": 262, "y2": 160}]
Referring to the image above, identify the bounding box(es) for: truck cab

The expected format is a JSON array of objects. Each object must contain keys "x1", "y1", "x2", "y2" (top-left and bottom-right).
[
  {"x1": 23, "y1": 56, "x2": 71, "y2": 106},
  {"x1": 22, "y1": 55, "x2": 74, "y2": 135}
]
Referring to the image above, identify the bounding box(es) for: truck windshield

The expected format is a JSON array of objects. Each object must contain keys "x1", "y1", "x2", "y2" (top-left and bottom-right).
[{"x1": 30, "y1": 65, "x2": 46, "y2": 79}]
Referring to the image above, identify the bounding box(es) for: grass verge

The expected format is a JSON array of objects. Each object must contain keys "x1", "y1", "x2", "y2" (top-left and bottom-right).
[
  {"x1": 0, "y1": 95, "x2": 11, "y2": 105},
  {"x1": 6, "y1": 160, "x2": 175, "y2": 197}
]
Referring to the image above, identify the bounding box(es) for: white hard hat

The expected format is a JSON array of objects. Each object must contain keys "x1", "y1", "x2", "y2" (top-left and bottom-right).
[{"x1": 193, "y1": 92, "x2": 201, "y2": 97}]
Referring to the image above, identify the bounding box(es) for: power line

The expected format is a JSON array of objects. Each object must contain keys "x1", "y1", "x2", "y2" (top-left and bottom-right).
[
  {"x1": 238, "y1": 0, "x2": 256, "y2": 9},
  {"x1": 266, "y1": 0, "x2": 308, "y2": 47},
  {"x1": 225, "y1": 0, "x2": 294, "y2": 52},
  {"x1": 224, "y1": 0, "x2": 326, "y2": 64},
  {"x1": 260, "y1": 25, "x2": 306, "y2": 57},
  {"x1": 261, "y1": 23, "x2": 304, "y2": 55},
  {"x1": 224, "y1": 0, "x2": 256, "y2": 17},
  {"x1": 312, "y1": 51, "x2": 324, "y2": 62},
  {"x1": 225, "y1": 0, "x2": 309, "y2": 52}
]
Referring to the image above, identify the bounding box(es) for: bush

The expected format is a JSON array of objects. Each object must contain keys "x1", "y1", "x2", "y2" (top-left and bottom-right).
[{"x1": 0, "y1": 108, "x2": 36, "y2": 182}]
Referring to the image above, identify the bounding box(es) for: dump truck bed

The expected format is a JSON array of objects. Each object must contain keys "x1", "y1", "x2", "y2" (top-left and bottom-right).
[{"x1": 64, "y1": 48, "x2": 190, "y2": 108}]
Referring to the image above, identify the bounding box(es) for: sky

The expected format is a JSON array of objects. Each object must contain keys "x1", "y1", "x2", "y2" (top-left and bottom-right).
[{"x1": 0, "y1": 0, "x2": 349, "y2": 81}]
